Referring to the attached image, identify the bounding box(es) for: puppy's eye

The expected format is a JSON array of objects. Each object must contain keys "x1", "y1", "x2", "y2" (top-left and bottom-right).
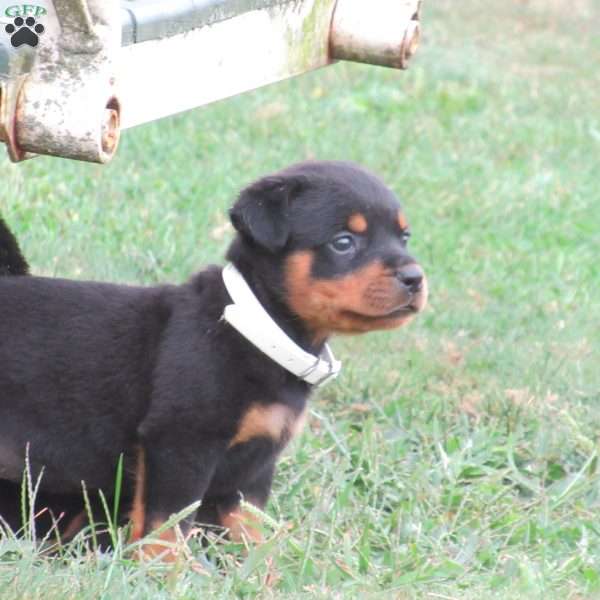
[
  {"x1": 329, "y1": 234, "x2": 356, "y2": 254},
  {"x1": 401, "y1": 231, "x2": 411, "y2": 245}
]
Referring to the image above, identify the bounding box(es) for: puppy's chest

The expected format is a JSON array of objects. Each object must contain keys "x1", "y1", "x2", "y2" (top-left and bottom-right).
[{"x1": 206, "y1": 400, "x2": 308, "y2": 495}]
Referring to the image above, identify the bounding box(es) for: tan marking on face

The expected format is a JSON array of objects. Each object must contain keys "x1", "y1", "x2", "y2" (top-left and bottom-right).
[
  {"x1": 128, "y1": 446, "x2": 146, "y2": 542},
  {"x1": 229, "y1": 403, "x2": 303, "y2": 448},
  {"x1": 285, "y1": 251, "x2": 427, "y2": 336},
  {"x1": 219, "y1": 502, "x2": 264, "y2": 543},
  {"x1": 348, "y1": 213, "x2": 368, "y2": 233},
  {"x1": 398, "y1": 211, "x2": 408, "y2": 230}
]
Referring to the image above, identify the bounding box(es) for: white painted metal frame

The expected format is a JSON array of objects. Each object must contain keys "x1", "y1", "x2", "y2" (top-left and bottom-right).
[{"x1": 119, "y1": 0, "x2": 337, "y2": 130}]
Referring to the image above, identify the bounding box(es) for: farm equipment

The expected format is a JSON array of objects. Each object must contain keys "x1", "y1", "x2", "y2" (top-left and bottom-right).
[{"x1": 0, "y1": 0, "x2": 421, "y2": 163}]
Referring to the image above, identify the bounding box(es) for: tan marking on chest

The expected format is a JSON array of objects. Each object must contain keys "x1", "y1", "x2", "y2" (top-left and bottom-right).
[
  {"x1": 289, "y1": 404, "x2": 308, "y2": 439},
  {"x1": 229, "y1": 403, "x2": 306, "y2": 448}
]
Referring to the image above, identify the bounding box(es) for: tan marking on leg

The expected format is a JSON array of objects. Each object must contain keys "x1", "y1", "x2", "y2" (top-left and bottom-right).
[
  {"x1": 128, "y1": 446, "x2": 146, "y2": 542},
  {"x1": 348, "y1": 212, "x2": 368, "y2": 233},
  {"x1": 398, "y1": 211, "x2": 408, "y2": 230},
  {"x1": 219, "y1": 505, "x2": 264, "y2": 543},
  {"x1": 134, "y1": 519, "x2": 179, "y2": 562},
  {"x1": 59, "y1": 510, "x2": 87, "y2": 542},
  {"x1": 229, "y1": 403, "x2": 296, "y2": 448}
]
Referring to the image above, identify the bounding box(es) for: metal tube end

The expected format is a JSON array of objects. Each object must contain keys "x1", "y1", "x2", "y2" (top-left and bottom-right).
[{"x1": 330, "y1": 0, "x2": 422, "y2": 70}]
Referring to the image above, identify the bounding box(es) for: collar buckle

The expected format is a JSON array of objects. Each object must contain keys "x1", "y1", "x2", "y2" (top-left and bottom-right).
[
  {"x1": 298, "y1": 345, "x2": 341, "y2": 386},
  {"x1": 309, "y1": 365, "x2": 340, "y2": 387}
]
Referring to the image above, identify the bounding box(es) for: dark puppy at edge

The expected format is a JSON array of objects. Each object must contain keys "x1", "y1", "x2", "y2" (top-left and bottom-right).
[
  {"x1": 0, "y1": 217, "x2": 28, "y2": 276},
  {"x1": 0, "y1": 219, "x2": 88, "y2": 540},
  {"x1": 0, "y1": 162, "x2": 427, "y2": 557}
]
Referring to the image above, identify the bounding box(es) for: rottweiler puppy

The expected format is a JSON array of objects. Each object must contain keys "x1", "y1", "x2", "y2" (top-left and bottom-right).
[{"x1": 0, "y1": 161, "x2": 427, "y2": 557}]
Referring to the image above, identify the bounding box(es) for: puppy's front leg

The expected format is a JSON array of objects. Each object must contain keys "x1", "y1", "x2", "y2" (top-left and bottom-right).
[
  {"x1": 130, "y1": 436, "x2": 225, "y2": 561},
  {"x1": 197, "y1": 460, "x2": 276, "y2": 544}
]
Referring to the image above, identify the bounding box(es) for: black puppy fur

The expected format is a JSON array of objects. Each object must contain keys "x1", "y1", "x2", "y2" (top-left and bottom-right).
[
  {"x1": 0, "y1": 162, "x2": 427, "y2": 555},
  {"x1": 0, "y1": 217, "x2": 28, "y2": 276},
  {"x1": 0, "y1": 218, "x2": 87, "y2": 540}
]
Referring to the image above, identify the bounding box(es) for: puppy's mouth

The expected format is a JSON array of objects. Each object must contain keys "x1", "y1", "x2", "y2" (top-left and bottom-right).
[
  {"x1": 383, "y1": 304, "x2": 419, "y2": 318},
  {"x1": 341, "y1": 304, "x2": 418, "y2": 322}
]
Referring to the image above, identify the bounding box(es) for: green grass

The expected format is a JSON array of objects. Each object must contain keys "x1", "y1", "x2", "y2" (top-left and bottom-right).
[{"x1": 1, "y1": 0, "x2": 600, "y2": 597}]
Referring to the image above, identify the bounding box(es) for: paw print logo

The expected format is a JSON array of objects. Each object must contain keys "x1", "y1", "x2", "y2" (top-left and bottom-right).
[{"x1": 5, "y1": 16, "x2": 45, "y2": 48}]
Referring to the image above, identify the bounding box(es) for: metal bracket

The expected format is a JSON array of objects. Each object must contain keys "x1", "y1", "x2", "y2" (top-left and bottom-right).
[
  {"x1": 330, "y1": 0, "x2": 421, "y2": 69},
  {"x1": 0, "y1": 0, "x2": 422, "y2": 164},
  {"x1": 0, "y1": 51, "x2": 35, "y2": 161},
  {"x1": 0, "y1": 0, "x2": 121, "y2": 163}
]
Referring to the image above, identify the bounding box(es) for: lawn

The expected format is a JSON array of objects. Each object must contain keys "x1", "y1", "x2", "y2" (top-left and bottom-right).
[{"x1": 1, "y1": 0, "x2": 600, "y2": 597}]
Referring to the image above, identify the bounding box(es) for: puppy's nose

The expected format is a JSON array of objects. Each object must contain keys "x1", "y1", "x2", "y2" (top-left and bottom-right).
[{"x1": 397, "y1": 263, "x2": 423, "y2": 294}]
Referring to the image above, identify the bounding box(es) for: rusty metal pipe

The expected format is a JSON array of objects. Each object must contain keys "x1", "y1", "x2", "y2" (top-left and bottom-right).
[
  {"x1": 16, "y1": 83, "x2": 121, "y2": 163},
  {"x1": 330, "y1": 0, "x2": 421, "y2": 70},
  {"x1": 12, "y1": 0, "x2": 121, "y2": 163}
]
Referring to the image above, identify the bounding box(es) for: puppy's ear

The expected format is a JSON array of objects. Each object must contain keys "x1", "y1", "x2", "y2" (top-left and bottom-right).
[{"x1": 229, "y1": 175, "x2": 303, "y2": 253}]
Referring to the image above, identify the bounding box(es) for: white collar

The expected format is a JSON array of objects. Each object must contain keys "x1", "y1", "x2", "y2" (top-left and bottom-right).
[{"x1": 221, "y1": 263, "x2": 342, "y2": 386}]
